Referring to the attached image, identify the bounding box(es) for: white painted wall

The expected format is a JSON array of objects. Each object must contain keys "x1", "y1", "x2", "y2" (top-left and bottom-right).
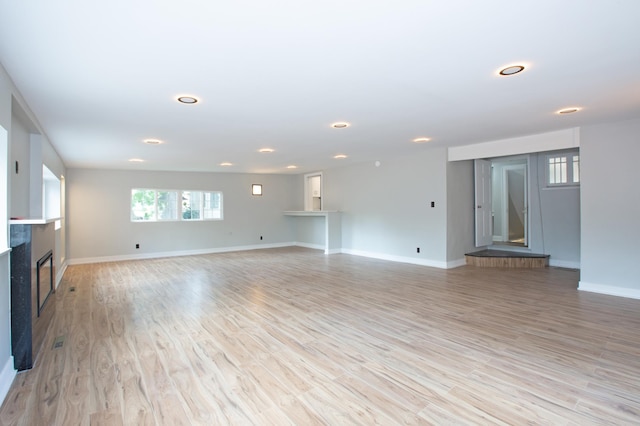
[
  {"x1": 9, "y1": 114, "x2": 29, "y2": 217},
  {"x1": 580, "y1": 118, "x2": 640, "y2": 298},
  {"x1": 66, "y1": 169, "x2": 298, "y2": 262},
  {"x1": 323, "y1": 148, "x2": 449, "y2": 267},
  {"x1": 0, "y1": 64, "x2": 15, "y2": 405},
  {"x1": 448, "y1": 128, "x2": 580, "y2": 161}
]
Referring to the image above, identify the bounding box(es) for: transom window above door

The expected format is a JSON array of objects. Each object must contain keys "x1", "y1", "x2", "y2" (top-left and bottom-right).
[{"x1": 547, "y1": 152, "x2": 579, "y2": 186}]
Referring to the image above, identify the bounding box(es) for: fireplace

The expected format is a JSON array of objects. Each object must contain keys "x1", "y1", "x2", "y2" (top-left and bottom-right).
[
  {"x1": 9, "y1": 222, "x2": 57, "y2": 371},
  {"x1": 36, "y1": 250, "x2": 54, "y2": 317}
]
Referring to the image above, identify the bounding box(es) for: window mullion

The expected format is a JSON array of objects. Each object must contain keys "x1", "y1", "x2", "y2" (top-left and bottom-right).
[
  {"x1": 199, "y1": 191, "x2": 204, "y2": 221},
  {"x1": 154, "y1": 190, "x2": 159, "y2": 221}
]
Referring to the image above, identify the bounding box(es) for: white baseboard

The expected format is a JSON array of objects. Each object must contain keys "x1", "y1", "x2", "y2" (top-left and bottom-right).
[
  {"x1": 579, "y1": 281, "x2": 640, "y2": 300},
  {"x1": 549, "y1": 259, "x2": 580, "y2": 269},
  {"x1": 56, "y1": 261, "x2": 68, "y2": 288},
  {"x1": 341, "y1": 249, "x2": 453, "y2": 269},
  {"x1": 293, "y1": 242, "x2": 325, "y2": 251},
  {"x1": 67, "y1": 244, "x2": 474, "y2": 271},
  {"x1": 67, "y1": 242, "x2": 296, "y2": 265},
  {"x1": 0, "y1": 356, "x2": 16, "y2": 406},
  {"x1": 446, "y1": 258, "x2": 467, "y2": 269}
]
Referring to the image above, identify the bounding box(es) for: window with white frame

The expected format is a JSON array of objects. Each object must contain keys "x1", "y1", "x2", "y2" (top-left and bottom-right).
[
  {"x1": 131, "y1": 189, "x2": 222, "y2": 221},
  {"x1": 547, "y1": 152, "x2": 580, "y2": 186}
]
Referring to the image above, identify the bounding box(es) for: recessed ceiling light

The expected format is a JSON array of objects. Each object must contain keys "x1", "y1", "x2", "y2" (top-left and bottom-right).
[
  {"x1": 331, "y1": 122, "x2": 350, "y2": 129},
  {"x1": 556, "y1": 107, "x2": 581, "y2": 115},
  {"x1": 499, "y1": 65, "x2": 525, "y2": 76},
  {"x1": 177, "y1": 96, "x2": 199, "y2": 104},
  {"x1": 220, "y1": 162, "x2": 233, "y2": 166},
  {"x1": 333, "y1": 154, "x2": 348, "y2": 159},
  {"x1": 259, "y1": 148, "x2": 274, "y2": 153},
  {"x1": 143, "y1": 139, "x2": 162, "y2": 145},
  {"x1": 412, "y1": 137, "x2": 431, "y2": 143},
  {"x1": 286, "y1": 165, "x2": 298, "y2": 169},
  {"x1": 128, "y1": 158, "x2": 144, "y2": 163}
]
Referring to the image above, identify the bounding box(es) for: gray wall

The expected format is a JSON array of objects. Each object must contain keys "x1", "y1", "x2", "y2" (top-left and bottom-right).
[
  {"x1": 446, "y1": 160, "x2": 475, "y2": 263},
  {"x1": 290, "y1": 216, "x2": 326, "y2": 249},
  {"x1": 66, "y1": 169, "x2": 298, "y2": 262},
  {"x1": 580, "y1": 118, "x2": 640, "y2": 296},
  {"x1": 323, "y1": 148, "x2": 449, "y2": 266},
  {"x1": 532, "y1": 151, "x2": 581, "y2": 267}
]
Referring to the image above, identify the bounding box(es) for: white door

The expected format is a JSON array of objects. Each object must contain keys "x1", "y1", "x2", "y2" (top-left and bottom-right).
[{"x1": 474, "y1": 159, "x2": 493, "y2": 247}]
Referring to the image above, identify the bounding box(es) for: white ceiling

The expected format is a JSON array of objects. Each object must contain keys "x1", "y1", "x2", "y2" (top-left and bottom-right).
[{"x1": 1, "y1": 1, "x2": 639, "y2": 174}]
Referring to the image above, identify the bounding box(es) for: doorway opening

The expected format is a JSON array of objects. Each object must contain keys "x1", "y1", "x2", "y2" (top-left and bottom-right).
[
  {"x1": 491, "y1": 156, "x2": 528, "y2": 247},
  {"x1": 474, "y1": 155, "x2": 529, "y2": 248},
  {"x1": 304, "y1": 172, "x2": 323, "y2": 211}
]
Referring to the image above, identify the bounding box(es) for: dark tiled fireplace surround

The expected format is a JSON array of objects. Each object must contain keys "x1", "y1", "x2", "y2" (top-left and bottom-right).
[{"x1": 9, "y1": 222, "x2": 56, "y2": 371}]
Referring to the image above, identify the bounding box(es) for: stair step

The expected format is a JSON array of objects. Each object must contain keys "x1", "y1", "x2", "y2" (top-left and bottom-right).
[{"x1": 465, "y1": 249, "x2": 549, "y2": 268}]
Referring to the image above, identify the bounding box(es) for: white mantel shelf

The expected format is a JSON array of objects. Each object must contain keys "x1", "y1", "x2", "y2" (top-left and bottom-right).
[
  {"x1": 283, "y1": 210, "x2": 339, "y2": 216},
  {"x1": 9, "y1": 217, "x2": 60, "y2": 225},
  {"x1": 284, "y1": 211, "x2": 341, "y2": 254}
]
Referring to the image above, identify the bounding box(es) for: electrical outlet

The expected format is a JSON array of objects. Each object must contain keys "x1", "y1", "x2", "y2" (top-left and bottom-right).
[
  {"x1": 431, "y1": 201, "x2": 435, "y2": 208},
  {"x1": 135, "y1": 243, "x2": 140, "y2": 249},
  {"x1": 417, "y1": 247, "x2": 420, "y2": 253},
  {"x1": 260, "y1": 236, "x2": 263, "y2": 240}
]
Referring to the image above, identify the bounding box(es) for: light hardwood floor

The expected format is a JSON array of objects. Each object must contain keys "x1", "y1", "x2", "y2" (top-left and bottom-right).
[{"x1": 1, "y1": 247, "x2": 639, "y2": 425}]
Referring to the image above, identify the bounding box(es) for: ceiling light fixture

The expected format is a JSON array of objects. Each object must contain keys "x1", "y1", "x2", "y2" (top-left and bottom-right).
[
  {"x1": 143, "y1": 139, "x2": 162, "y2": 145},
  {"x1": 412, "y1": 137, "x2": 431, "y2": 143},
  {"x1": 333, "y1": 154, "x2": 348, "y2": 159},
  {"x1": 259, "y1": 148, "x2": 274, "y2": 153},
  {"x1": 286, "y1": 165, "x2": 298, "y2": 169},
  {"x1": 556, "y1": 107, "x2": 581, "y2": 115},
  {"x1": 128, "y1": 158, "x2": 144, "y2": 163},
  {"x1": 499, "y1": 65, "x2": 525, "y2": 76},
  {"x1": 331, "y1": 122, "x2": 350, "y2": 129},
  {"x1": 220, "y1": 162, "x2": 233, "y2": 166},
  {"x1": 177, "y1": 96, "x2": 199, "y2": 104}
]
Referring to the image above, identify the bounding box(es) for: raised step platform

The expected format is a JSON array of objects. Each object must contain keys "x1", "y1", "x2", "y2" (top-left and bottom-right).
[{"x1": 465, "y1": 249, "x2": 549, "y2": 268}]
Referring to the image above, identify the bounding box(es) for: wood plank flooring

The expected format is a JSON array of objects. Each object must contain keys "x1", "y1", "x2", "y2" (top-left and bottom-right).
[{"x1": 1, "y1": 247, "x2": 639, "y2": 425}]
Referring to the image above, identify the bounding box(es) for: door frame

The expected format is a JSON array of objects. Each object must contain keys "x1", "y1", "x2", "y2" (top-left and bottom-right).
[
  {"x1": 304, "y1": 171, "x2": 323, "y2": 211},
  {"x1": 502, "y1": 163, "x2": 528, "y2": 246}
]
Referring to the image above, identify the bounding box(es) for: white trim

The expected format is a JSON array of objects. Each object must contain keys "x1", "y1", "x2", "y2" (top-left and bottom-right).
[
  {"x1": 342, "y1": 248, "x2": 453, "y2": 269},
  {"x1": 0, "y1": 356, "x2": 16, "y2": 405},
  {"x1": 446, "y1": 258, "x2": 467, "y2": 269},
  {"x1": 0, "y1": 248, "x2": 10, "y2": 257},
  {"x1": 67, "y1": 242, "x2": 296, "y2": 265},
  {"x1": 66, "y1": 244, "x2": 475, "y2": 270},
  {"x1": 294, "y1": 242, "x2": 325, "y2": 251},
  {"x1": 578, "y1": 281, "x2": 640, "y2": 300},
  {"x1": 448, "y1": 128, "x2": 580, "y2": 162},
  {"x1": 56, "y1": 261, "x2": 68, "y2": 288},
  {"x1": 549, "y1": 259, "x2": 580, "y2": 269}
]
